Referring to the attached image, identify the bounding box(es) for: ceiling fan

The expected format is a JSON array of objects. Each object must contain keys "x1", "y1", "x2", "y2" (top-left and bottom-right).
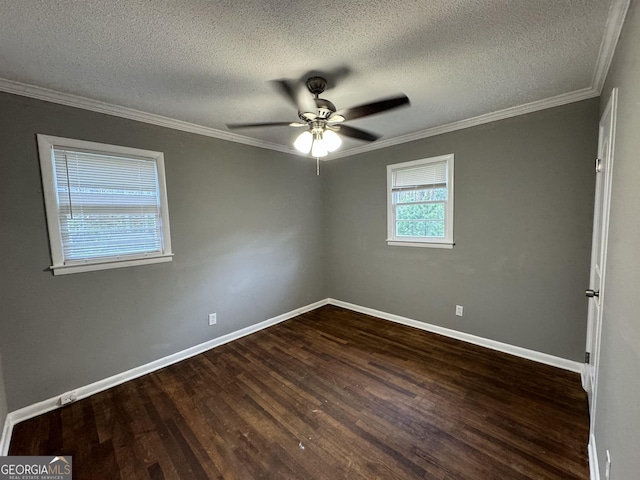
[{"x1": 226, "y1": 76, "x2": 410, "y2": 158}]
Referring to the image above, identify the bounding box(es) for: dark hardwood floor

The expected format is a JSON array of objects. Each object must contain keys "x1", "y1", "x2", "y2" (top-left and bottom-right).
[{"x1": 9, "y1": 305, "x2": 590, "y2": 479}]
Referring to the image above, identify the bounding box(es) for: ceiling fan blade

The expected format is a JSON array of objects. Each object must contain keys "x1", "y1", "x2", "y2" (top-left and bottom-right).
[
  {"x1": 327, "y1": 114, "x2": 345, "y2": 124},
  {"x1": 337, "y1": 125, "x2": 381, "y2": 142},
  {"x1": 226, "y1": 121, "x2": 297, "y2": 129},
  {"x1": 336, "y1": 94, "x2": 410, "y2": 121},
  {"x1": 271, "y1": 79, "x2": 317, "y2": 114}
]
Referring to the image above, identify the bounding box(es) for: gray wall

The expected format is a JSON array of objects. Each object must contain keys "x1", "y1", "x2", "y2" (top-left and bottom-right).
[
  {"x1": 0, "y1": 92, "x2": 325, "y2": 411},
  {"x1": 595, "y1": 2, "x2": 640, "y2": 478},
  {"x1": 325, "y1": 99, "x2": 598, "y2": 361},
  {"x1": 0, "y1": 88, "x2": 601, "y2": 417},
  {"x1": 0, "y1": 349, "x2": 7, "y2": 439}
]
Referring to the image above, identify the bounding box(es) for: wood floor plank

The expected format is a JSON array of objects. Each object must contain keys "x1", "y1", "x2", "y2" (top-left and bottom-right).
[{"x1": 9, "y1": 305, "x2": 589, "y2": 479}]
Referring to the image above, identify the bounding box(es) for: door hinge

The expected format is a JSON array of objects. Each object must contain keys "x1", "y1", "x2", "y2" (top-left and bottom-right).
[
  {"x1": 595, "y1": 158, "x2": 603, "y2": 173},
  {"x1": 585, "y1": 352, "x2": 591, "y2": 364}
]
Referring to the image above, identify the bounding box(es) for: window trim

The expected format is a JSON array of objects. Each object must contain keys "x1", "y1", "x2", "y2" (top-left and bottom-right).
[
  {"x1": 37, "y1": 134, "x2": 173, "y2": 275},
  {"x1": 386, "y1": 154, "x2": 454, "y2": 248}
]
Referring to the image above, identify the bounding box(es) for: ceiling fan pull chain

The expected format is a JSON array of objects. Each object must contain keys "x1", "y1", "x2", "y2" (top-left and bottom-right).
[{"x1": 316, "y1": 156, "x2": 320, "y2": 176}]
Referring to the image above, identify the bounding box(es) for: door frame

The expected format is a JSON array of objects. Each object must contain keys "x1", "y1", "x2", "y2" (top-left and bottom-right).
[{"x1": 585, "y1": 87, "x2": 617, "y2": 424}]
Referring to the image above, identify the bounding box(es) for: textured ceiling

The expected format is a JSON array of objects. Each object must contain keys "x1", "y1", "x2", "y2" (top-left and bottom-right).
[{"x1": 0, "y1": 0, "x2": 620, "y2": 157}]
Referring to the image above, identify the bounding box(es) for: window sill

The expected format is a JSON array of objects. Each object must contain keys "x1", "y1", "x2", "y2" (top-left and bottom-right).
[
  {"x1": 386, "y1": 240, "x2": 454, "y2": 249},
  {"x1": 51, "y1": 254, "x2": 173, "y2": 275}
]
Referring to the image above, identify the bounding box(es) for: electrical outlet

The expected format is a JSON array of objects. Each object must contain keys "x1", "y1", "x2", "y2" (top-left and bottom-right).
[
  {"x1": 455, "y1": 305, "x2": 464, "y2": 316},
  {"x1": 60, "y1": 390, "x2": 77, "y2": 406},
  {"x1": 208, "y1": 313, "x2": 217, "y2": 325},
  {"x1": 605, "y1": 450, "x2": 611, "y2": 480}
]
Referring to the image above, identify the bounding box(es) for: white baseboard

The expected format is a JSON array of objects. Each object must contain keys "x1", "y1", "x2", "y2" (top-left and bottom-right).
[
  {"x1": 1, "y1": 296, "x2": 585, "y2": 455},
  {"x1": 327, "y1": 298, "x2": 584, "y2": 374},
  {"x1": 0, "y1": 298, "x2": 328, "y2": 455},
  {"x1": 589, "y1": 433, "x2": 600, "y2": 480}
]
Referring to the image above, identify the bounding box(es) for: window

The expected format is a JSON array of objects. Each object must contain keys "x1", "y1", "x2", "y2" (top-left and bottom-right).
[
  {"x1": 387, "y1": 154, "x2": 454, "y2": 248},
  {"x1": 37, "y1": 134, "x2": 173, "y2": 275}
]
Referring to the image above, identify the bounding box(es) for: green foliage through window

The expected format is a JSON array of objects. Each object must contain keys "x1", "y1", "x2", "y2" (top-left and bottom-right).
[{"x1": 393, "y1": 188, "x2": 446, "y2": 238}]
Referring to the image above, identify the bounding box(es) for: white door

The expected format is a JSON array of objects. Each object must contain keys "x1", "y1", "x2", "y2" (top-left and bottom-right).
[{"x1": 585, "y1": 88, "x2": 617, "y2": 420}]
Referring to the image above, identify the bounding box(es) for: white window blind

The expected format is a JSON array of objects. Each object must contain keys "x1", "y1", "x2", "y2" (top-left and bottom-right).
[
  {"x1": 53, "y1": 148, "x2": 164, "y2": 261},
  {"x1": 38, "y1": 135, "x2": 173, "y2": 275},
  {"x1": 392, "y1": 161, "x2": 447, "y2": 191}
]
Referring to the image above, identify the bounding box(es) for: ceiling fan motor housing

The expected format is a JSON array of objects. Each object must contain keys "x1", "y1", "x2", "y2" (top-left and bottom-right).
[
  {"x1": 314, "y1": 98, "x2": 336, "y2": 118},
  {"x1": 299, "y1": 98, "x2": 336, "y2": 122}
]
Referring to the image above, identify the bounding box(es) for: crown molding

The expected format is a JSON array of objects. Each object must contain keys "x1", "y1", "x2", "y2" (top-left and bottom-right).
[
  {"x1": 0, "y1": 77, "x2": 599, "y2": 161},
  {"x1": 592, "y1": 0, "x2": 631, "y2": 94},
  {"x1": 0, "y1": 78, "x2": 298, "y2": 156},
  {"x1": 0, "y1": 0, "x2": 628, "y2": 160},
  {"x1": 327, "y1": 87, "x2": 600, "y2": 160}
]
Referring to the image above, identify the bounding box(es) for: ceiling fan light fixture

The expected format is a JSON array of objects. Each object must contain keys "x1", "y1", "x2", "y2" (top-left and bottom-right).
[
  {"x1": 323, "y1": 129, "x2": 342, "y2": 152},
  {"x1": 311, "y1": 131, "x2": 328, "y2": 157},
  {"x1": 228, "y1": 76, "x2": 408, "y2": 161},
  {"x1": 294, "y1": 130, "x2": 313, "y2": 153}
]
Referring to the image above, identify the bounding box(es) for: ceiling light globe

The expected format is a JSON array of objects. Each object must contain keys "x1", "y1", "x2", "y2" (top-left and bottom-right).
[
  {"x1": 294, "y1": 131, "x2": 313, "y2": 153},
  {"x1": 323, "y1": 130, "x2": 342, "y2": 152},
  {"x1": 311, "y1": 139, "x2": 328, "y2": 157}
]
